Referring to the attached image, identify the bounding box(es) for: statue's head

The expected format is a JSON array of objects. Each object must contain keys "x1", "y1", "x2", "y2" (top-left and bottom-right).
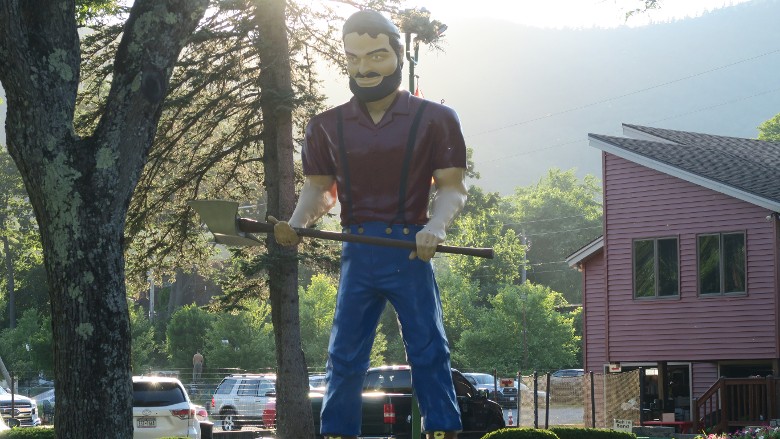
[{"x1": 342, "y1": 10, "x2": 403, "y2": 102}]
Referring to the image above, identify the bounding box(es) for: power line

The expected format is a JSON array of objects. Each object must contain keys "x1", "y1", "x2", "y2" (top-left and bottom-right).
[
  {"x1": 647, "y1": 86, "x2": 780, "y2": 124},
  {"x1": 467, "y1": 47, "x2": 780, "y2": 139},
  {"x1": 503, "y1": 214, "x2": 593, "y2": 225},
  {"x1": 477, "y1": 84, "x2": 780, "y2": 164},
  {"x1": 525, "y1": 226, "x2": 602, "y2": 237},
  {"x1": 529, "y1": 261, "x2": 568, "y2": 266}
]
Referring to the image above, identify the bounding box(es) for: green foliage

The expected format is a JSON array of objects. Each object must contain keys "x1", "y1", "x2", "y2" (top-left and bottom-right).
[
  {"x1": 436, "y1": 265, "x2": 479, "y2": 347},
  {"x1": 129, "y1": 303, "x2": 159, "y2": 372},
  {"x1": 482, "y1": 427, "x2": 561, "y2": 439},
  {"x1": 442, "y1": 186, "x2": 526, "y2": 299},
  {"x1": 0, "y1": 309, "x2": 53, "y2": 374},
  {"x1": 75, "y1": 0, "x2": 120, "y2": 26},
  {"x1": 568, "y1": 306, "x2": 583, "y2": 366},
  {"x1": 549, "y1": 427, "x2": 636, "y2": 439},
  {"x1": 0, "y1": 148, "x2": 46, "y2": 322},
  {"x1": 165, "y1": 304, "x2": 214, "y2": 369},
  {"x1": 299, "y1": 274, "x2": 337, "y2": 367},
  {"x1": 76, "y1": 1, "x2": 337, "y2": 292},
  {"x1": 202, "y1": 300, "x2": 275, "y2": 370},
  {"x1": 0, "y1": 427, "x2": 55, "y2": 438},
  {"x1": 298, "y1": 273, "x2": 391, "y2": 368},
  {"x1": 395, "y1": 7, "x2": 447, "y2": 45},
  {"x1": 758, "y1": 113, "x2": 780, "y2": 141},
  {"x1": 454, "y1": 283, "x2": 579, "y2": 375},
  {"x1": 369, "y1": 322, "x2": 389, "y2": 367},
  {"x1": 1, "y1": 266, "x2": 49, "y2": 328},
  {"x1": 506, "y1": 168, "x2": 602, "y2": 303},
  {"x1": 375, "y1": 307, "x2": 405, "y2": 365}
]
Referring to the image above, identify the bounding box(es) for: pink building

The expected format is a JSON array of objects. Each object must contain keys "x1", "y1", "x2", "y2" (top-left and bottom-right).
[{"x1": 567, "y1": 124, "x2": 780, "y2": 425}]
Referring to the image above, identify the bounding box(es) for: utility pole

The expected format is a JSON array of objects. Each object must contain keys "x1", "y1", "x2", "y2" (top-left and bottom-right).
[
  {"x1": 405, "y1": 32, "x2": 419, "y2": 93},
  {"x1": 148, "y1": 270, "x2": 155, "y2": 322},
  {"x1": 3, "y1": 235, "x2": 14, "y2": 328},
  {"x1": 400, "y1": 8, "x2": 447, "y2": 94},
  {"x1": 521, "y1": 232, "x2": 528, "y2": 284}
]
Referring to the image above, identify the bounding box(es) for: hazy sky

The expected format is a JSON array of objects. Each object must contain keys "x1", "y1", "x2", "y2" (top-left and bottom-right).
[
  {"x1": 315, "y1": 0, "x2": 778, "y2": 194},
  {"x1": 403, "y1": 0, "x2": 754, "y2": 29},
  {"x1": 0, "y1": 0, "x2": 771, "y2": 195}
]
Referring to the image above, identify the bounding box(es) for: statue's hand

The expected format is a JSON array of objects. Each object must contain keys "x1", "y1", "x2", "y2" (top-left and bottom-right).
[
  {"x1": 268, "y1": 216, "x2": 300, "y2": 246},
  {"x1": 410, "y1": 224, "x2": 445, "y2": 262}
]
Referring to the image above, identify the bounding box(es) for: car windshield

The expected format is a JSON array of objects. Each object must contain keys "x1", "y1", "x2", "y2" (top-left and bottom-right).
[
  {"x1": 363, "y1": 370, "x2": 412, "y2": 393},
  {"x1": 215, "y1": 378, "x2": 238, "y2": 394},
  {"x1": 133, "y1": 381, "x2": 186, "y2": 407},
  {"x1": 469, "y1": 374, "x2": 494, "y2": 385},
  {"x1": 309, "y1": 375, "x2": 327, "y2": 388}
]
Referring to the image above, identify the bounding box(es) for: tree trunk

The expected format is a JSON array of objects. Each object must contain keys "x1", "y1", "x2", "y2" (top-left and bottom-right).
[
  {"x1": 255, "y1": 0, "x2": 315, "y2": 437},
  {"x1": 0, "y1": 1, "x2": 206, "y2": 437}
]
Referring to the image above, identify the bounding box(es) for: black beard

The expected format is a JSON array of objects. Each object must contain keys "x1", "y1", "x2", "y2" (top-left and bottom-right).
[{"x1": 349, "y1": 64, "x2": 403, "y2": 103}]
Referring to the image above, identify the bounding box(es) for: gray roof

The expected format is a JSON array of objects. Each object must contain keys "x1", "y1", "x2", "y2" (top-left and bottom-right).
[
  {"x1": 566, "y1": 236, "x2": 603, "y2": 268},
  {"x1": 588, "y1": 124, "x2": 780, "y2": 212}
]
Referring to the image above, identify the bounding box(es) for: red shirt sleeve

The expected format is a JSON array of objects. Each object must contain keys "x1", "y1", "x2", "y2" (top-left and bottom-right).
[
  {"x1": 302, "y1": 115, "x2": 337, "y2": 176},
  {"x1": 430, "y1": 105, "x2": 467, "y2": 171}
]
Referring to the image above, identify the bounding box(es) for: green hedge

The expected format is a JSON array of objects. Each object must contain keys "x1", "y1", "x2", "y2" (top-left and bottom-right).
[
  {"x1": 482, "y1": 428, "x2": 561, "y2": 439},
  {"x1": 549, "y1": 427, "x2": 637, "y2": 439},
  {"x1": 0, "y1": 428, "x2": 189, "y2": 439},
  {"x1": 0, "y1": 428, "x2": 55, "y2": 438}
]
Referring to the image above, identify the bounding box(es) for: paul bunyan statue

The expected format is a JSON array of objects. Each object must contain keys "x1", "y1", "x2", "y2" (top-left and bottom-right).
[{"x1": 270, "y1": 9, "x2": 469, "y2": 439}]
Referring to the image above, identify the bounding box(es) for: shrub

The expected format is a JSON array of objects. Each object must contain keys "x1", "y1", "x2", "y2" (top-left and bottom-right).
[
  {"x1": 694, "y1": 426, "x2": 780, "y2": 439},
  {"x1": 482, "y1": 427, "x2": 561, "y2": 439},
  {"x1": 549, "y1": 427, "x2": 637, "y2": 439},
  {"x1": 0, "y1": 429, "x2": 191, "y2": 439},
  {"x1": 0, "y1": 428, "x2": 55, "y2": 438}
]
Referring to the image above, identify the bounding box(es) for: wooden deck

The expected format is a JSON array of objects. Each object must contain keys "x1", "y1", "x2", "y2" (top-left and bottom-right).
[{"x1": 693, "y1": 377, "x2": 780, "y2": 434}]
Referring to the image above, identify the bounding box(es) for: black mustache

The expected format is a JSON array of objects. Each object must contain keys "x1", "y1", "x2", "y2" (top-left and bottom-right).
[{"x1": 355, "y1": 72, "x2": 381, "y2": 78}]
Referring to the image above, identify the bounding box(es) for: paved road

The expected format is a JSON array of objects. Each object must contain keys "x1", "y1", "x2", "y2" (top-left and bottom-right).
[{"x1": 503, "y1": 406, "x2": 585, "y2": 427}]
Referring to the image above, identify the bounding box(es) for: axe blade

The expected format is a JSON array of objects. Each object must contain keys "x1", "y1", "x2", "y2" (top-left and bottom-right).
[{"x1": 188, "y1": 200, "x2": 262, "y2": 247}]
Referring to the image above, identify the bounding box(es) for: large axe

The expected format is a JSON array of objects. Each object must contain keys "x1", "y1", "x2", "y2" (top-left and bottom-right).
[{"x1": 188, "y1": 200, "x2": 494, "y2": 259}]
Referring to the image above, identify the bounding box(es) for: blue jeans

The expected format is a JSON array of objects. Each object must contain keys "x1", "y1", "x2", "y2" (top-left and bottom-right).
[{"x1": 320, "y1": 222, "x2": 462, "y2": 436}]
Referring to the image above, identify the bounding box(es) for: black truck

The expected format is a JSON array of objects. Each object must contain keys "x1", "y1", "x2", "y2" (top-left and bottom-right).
[{"x1": 310, "y1": 365, "x2": 505, "y2": 439}]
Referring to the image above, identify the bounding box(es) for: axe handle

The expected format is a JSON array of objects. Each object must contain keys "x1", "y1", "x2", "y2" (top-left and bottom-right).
[{"x1": 237, "y1": 218, "x2": 494, "y2": 259}]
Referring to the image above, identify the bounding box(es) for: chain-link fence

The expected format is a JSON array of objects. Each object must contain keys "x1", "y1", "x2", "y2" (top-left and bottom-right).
[
  {"x1": 6, "y1": 367, "x2": 643, "y2": 430},
  {"x1": 503, "y1": 369, "x2": 640, "y2": 429},
  {"x1": 3, "y1": 367, "x2": 289, "y2": 427}
]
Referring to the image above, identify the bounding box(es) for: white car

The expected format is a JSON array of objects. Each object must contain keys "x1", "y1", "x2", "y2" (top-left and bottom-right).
[
  {"x1": 309, "y1": 374, "x2": 327, "y2": 392},
  {"x1": 133, "y1": 376, "x2": 202, "y2": 438},
  {"x1": 211, "y1": 374, "x2": 276, "y2": 431},
  {"x1": 0, "y1": 387, "x2": 40, "y2": 427}
]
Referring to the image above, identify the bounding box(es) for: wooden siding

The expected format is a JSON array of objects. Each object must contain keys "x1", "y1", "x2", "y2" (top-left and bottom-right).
[
  {"x1": 603, "y1": 153, "x2": 778, "y2": 362},
  {"x1": 583, "y1": 251, "x2": 607, "y2": 372},
  {"x1": 692, "y1": 362, "x2": 719, "y2": 399}
]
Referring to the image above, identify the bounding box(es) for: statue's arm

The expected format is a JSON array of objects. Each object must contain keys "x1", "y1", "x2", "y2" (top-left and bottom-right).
[
  {"x1": 271, "y1": 175, "x2": 337, "y2": 246},
  {"x1": 412, "y1": 167, "x2": 468, "y2": 261}
]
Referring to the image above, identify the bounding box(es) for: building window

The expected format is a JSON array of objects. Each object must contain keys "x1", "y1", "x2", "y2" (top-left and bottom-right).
[
  {"x1": 633, "y1": 237, "x2": 679, "y2": 298},
  {"x1": 698, "y1": 232, "x2": 746, "y2": 295}
]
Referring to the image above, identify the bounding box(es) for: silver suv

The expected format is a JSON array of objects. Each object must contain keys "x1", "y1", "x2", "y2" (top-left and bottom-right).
[
  {"x1": 0, "y1": 387, "x2": 40, "y2": 427},
  {"x1": 211, "y1": 374, "x2": 275, "y2": 431}
]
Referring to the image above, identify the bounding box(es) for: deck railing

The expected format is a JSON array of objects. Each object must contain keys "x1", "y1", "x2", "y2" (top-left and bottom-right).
[{"x1": 693, "y1": 377, "x2": 780, "y2": 434}]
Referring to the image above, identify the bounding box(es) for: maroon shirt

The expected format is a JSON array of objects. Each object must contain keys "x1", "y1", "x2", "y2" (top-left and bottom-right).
[{"x1": 302, "y1": 90, "x2": 467, "y2": 226}]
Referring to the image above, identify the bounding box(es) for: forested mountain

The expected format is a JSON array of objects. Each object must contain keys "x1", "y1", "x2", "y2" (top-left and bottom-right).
[{"x1": 319, "y1": 0, "x2": 780, "y2": 193}]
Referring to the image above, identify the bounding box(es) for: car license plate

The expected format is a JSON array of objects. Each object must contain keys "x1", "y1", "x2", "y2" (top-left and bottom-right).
[
  {"x1": 137, "y1": 417, "x2": 156, "y2": 428},
  {"x1": 510, "y1": 397, "x2": 515, "y2": 401}
]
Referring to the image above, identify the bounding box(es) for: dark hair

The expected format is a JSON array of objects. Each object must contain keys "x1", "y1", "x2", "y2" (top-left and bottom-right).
[{"x1": 343, "y1": 9, "x2": 403, "y2": 58}]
